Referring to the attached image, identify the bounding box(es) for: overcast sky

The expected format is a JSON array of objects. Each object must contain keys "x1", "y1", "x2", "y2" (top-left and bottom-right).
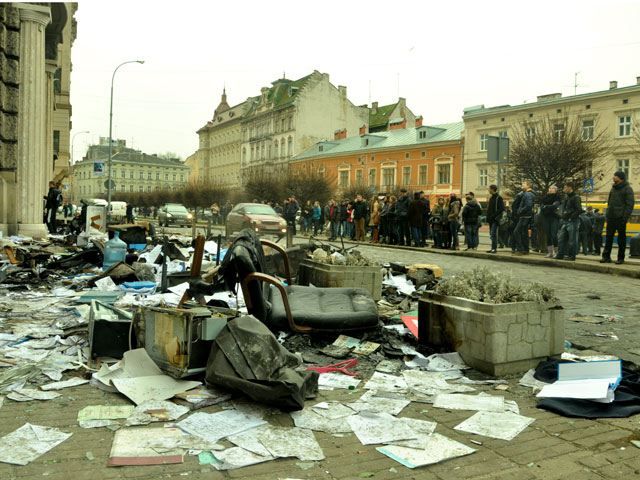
[{"x1": 69, "y1": 0, "x2": 640, "y2": 161}]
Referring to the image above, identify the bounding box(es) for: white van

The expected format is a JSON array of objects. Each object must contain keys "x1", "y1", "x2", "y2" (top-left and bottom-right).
[{"x1": 109, "y1": 201, "x2": 127, "y2": 220}]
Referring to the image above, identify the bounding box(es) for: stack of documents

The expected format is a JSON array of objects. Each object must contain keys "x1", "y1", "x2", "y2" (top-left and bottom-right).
[{"x1": 536, "y1": 360, "x2": 621, "y2": 403}]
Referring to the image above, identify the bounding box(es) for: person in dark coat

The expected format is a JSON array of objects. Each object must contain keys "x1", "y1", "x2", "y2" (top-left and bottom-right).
[
  {"x1": 44, "y1": 181, "x2": 62, "y2": 233},
  {"x1": 353, "y1": 194, "x2": 368, "y2": 241},
  {"x1": 408, "y1": 192, "x2": 426, "y2": 247},
  {"x1": 540, "y1": 185, "x2": 561, "y2": 257},
  {"x1": 420, "y1": 192, "x2": 431, "y2": 244},
  {"x1": 283, "y1": 196, "x2": 300, "y2": 235},
  {"x1": 601, "y1": 171, "x2": 635, "y2": 264},
  {"x1": 555, "y1": 181, "x2": 582, "y2": 261},
  {"x1": 447, "y1": 193, "x2": 461, "y2": 250},
  {"x1": 461, "y1": 192, "x2": 482, "y2": 250},
  {"x1": 126, "y1": 204, "x2": 134, "y2": 224},
  {"x1": 395, "y1": 189, "x2": 410, "y2": 246},
  {"x1": 513, "y1": 180, "x2": 535, "y2": 255},
  {"x1": 578, "y1": 209, "x2": 594, "y2": 255},
  {"x1": 592, "y1": 208, "x2": 605, "y2": 255},
  {"x1": 485, "y1": 184, "x2": 505, "y2": 253},
  {"x1": 430, "y1": 197, "x2": 446, "y2": 248}
]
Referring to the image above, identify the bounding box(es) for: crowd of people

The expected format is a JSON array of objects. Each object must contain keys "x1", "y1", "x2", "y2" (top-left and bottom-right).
[{"x1": 273, "y1": 171, "x2": 635, "y2": 264}]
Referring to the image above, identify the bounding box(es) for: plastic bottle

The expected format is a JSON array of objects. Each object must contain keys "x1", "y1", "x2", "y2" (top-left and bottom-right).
[{"x1": 103, "y1": 231, "x2": 127, "y2": 270}]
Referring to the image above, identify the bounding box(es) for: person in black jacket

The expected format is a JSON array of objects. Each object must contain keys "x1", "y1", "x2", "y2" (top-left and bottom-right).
[
  {"x1": 485, "y1": 184, "x2": 504, "y2": 253},
  {"x1": 555, "y1": 181, "x2": 582, "y2": 261},
  {"x1": 601, "y1": 171, "x2": 635, "y2": 264},
  {"x1": 513, "y1": 180, "x2": 535, "y2": 255},
  {"x1": 44, "y1": 181, "x2": 62, "y2": 233},
  {"x1": 592, "y1": 208, "x2": 605, "y2": 255},
  {"x1": 540, "y1": 185, "x2": 561, "y2": 258},
  {"x1": 396, "y1": 189, "x2": 410, "y2": 246},
  {"x1": 408, "y1": 192, "x2": 426, "y2": 247},
  {"x1": 461, "y1": 192, "x2": 482, "y2": 250}
]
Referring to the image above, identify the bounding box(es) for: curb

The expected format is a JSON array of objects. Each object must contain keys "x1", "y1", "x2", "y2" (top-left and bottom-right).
[{"x1": 307, "y1": 237, "x2": 640, "y2": 279}]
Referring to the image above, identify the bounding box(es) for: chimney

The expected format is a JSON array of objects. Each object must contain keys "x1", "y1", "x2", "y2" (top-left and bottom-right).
[
  {"x1": 359, "y1": 125, "x2": 367, "y2": 136},
  {"x1": 334, "y1": 129, "x2": 347, "y2": 140},
  {"x1": 610, "y1": 80, "x2": 618, "y2": 89},
  {"x1": 338, "y1": 85, "x2": 347, "y2": 97},
  {"x1": 415, "y1": 116, "x2": 423, "y2": 128},
  {"x1": 371, "y1": 101, "x2": 378, "y2": 114},
  {"x1": 389, "y1": 118, "x2": 407, "y2": 131}
]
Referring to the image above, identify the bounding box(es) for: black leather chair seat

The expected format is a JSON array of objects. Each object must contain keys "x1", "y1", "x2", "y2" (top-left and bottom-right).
[{"x1": 268, "y1": 285, "x2": 379, "y2": 331}]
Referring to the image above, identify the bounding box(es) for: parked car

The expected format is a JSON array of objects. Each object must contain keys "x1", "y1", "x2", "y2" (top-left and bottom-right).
[
  {"x1": 157, "y1": 203, "x2": 192, "y2": 227},
  {"x1": 225, "y1": 203, "x2": 287, "y2": 238}
]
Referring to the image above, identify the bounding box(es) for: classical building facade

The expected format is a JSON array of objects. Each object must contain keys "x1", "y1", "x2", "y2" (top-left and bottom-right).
[
  {"x1": 240, "y1": 71, "x2": 369, "y2": 180},
  {"x1": 0, "y1": 2, "x2": 77, "y2": 238},
  {"x1": 291, "y1": 120, "x2": 464, "y2": 201},
  {"x1": 463, "y1": 79, "x2": 640, "y2": 202},
  {"x1": 73, "y1": 138, "x2": 190, "y2": 199},
  {"x1": 194, "y1": 89, "x2": 246, "y2": 187}
]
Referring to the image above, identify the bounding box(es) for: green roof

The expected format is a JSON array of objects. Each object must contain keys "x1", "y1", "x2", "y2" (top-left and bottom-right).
[
  {"x1": 369, "y1": 102, "x2": 398, "y2": 128},
  {"x1": 292, "y1": 122, "x2": 464, "y2": 161},
  {"x1": 245, "y1": 73, "x2": 314, "y2": 115}
]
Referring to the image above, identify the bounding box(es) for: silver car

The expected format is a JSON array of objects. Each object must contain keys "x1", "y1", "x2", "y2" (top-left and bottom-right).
[{"x1": 157, "y1": 203, "x2": 192, "y2": 227}]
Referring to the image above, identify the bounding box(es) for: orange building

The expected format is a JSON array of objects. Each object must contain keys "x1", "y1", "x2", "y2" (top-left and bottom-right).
[{"x1": 291, "y1": 120, "x2": 464, "y2": 201}]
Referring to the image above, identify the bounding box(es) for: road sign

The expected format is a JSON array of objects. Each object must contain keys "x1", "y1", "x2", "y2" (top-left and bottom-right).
[
  {"x1": 104, "y1": 179, "x2": 116, "y2": 189},
  {"x1": 583, "y1": 177, "x2": 594, "y2": 194},
  {"x1": 487, "y1": 136, "x2": 509, "y2": 163}
]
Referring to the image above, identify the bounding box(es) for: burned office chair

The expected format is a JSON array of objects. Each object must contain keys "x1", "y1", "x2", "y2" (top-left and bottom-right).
[{"x1": 216, "y1": 229, "x2": 379, "y2": 333}]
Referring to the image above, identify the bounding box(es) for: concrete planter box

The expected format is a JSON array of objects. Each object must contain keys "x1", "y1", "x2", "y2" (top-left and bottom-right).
[
  {"x1": 418, "y1": 291, "x2": 564, "y2": 376},
  {"x1": 297, "y1": 259, "x2": 383, "y2": 300}
]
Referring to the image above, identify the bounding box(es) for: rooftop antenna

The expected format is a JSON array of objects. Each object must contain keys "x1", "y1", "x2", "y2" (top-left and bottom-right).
[{"x1": 574, "y1": 72, "x2": 580, "y2": 95}]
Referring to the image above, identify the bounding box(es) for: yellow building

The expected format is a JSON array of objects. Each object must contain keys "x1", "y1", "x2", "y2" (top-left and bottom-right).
[
  {"x1": 463, "y1": 78, "x2": 640, "y2": 202},
  {"x1": 73, "y1": 138, "x2": 190, "y2": 200}
]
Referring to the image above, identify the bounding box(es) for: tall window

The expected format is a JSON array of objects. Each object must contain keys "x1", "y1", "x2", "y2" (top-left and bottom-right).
[
  {"x1": 139, "y1": 171, "x2": 143, "y2": 179},
  {"x1": 273, "y1": 140, "x2": 278, "y2": 157},
  {"x1": 498, "y1": 130, "x2": 508, "y2": 138},
  {"x1": 139, "y1": 186, "x2": 143, "y2": 192},
  {"x1": 287, "y1": 137, "x2": 293, "y2": 157},
  {"x1": 173, "y1": 173, "x2": 176, "y2": 181},
  {"x1": 479, "y1": 168, "x2": 488, "y2": 187},
  {"x1": 381, "y1": 167, "x2": 395, "y2": 188},
  {"x1": 129, "y1": 185, "x2": 133, "y2": 192},
  {"x1": 180, "y1": 174, "x2": 184, "y2": 182},
  {"x1": 53, "y1": 130, "x2": 60, "y2": 154},
  {"x1": 617, "y1": 159, "x2": 630, "y2": 180},
  {"x1": 165, "y1": 173, "x2": 168, "y2": 180},
  {"x1": 281, "y1": 119, "x2": 285, "y2": 132},
  {"x1": 553, "y1": 123, "x2": 565, "y2": 142},
  {"x1": 368, "y1": 168, "x2": 376, "y2": 186},
  {"x1": 130, "y1": 171, "x2": 134, "y2": 179},
  {"x1": 480, "y1": 133, "x2": 488, "y2": 151},
  {"x1": 280, "y1": 140, "x2": 285, "y2": 158},
  {"x1": 288, "y1": 117, "x2": 293, "y2": 130},
  {"x1": 581, "y1": 119, "x2": 594, "y2": 140},
  {"x1": 147, "y1": 172, "x2": 151, "y2": 180},
  {"x1": 242, "y1": 148, "x2": 246, "y2": 162},
  {"x1": 355, "y1": 169, "x2": 363, "y2": 185},
  {"x1": 419, "y1": 165, "x2": 428, "y2": 185},
  {"x1": 525, "y1": 126, "x2": 535, "y2": 138},
  {"x1": 339, "y1": 170, "x2": 349, "y2": 188},
  {"x1": 402, "y1": 166, "x2": 411, "y2": 185},
  {"x1": 121, "y1": 170, "x2": 125, "y2": 178},
  {"x1": 437, "y1": 164, "x2": 451, "y2": 184},
  {"x1": 618, "y1": 115, "x2": 632, "y2": 137},
  {"x1": 156, "y1": 172, "x2": 160, "y2": 180},
  {"x1": 147, "y1": 186, "x2": 151, "y2": 192}
]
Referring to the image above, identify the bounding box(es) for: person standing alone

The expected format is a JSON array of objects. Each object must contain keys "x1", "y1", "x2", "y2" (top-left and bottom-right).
[
  {"x1": 601, "y1": 171, "x2": 635, "y2": 264},
  {"x1": 513, "y1": 181, "x2": 535, "y2": 255}
]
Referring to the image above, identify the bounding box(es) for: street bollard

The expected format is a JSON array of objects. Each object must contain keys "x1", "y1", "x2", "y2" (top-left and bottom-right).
[
  {"x1": 206, "y1": 218, "x2": 211, "y2": 238},
  {"x1": 286, "y1": 225, "x2": 293, "y2": 248},
  {"x1": 630, "y1": 234, "x2": 640, "y2": 258}
]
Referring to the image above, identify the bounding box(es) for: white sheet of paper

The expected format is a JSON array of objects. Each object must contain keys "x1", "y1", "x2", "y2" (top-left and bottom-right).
[
  {"x1": 347, "y1": 390, "x2": 411, "y2": 416},
  {"x1": 257, "y1": 426, "x2": 325, "y2": 461},
  {"x1": 376, "y1": 433, "x2": 475, "y2": 468},
  {"x1": 95, "y1": 276, "x2": 119, "y2": 291},
  {"x1": 364, "y1": 372, "x2": 408, "y2": 393},
  {"x1": 177, "y1": 410, "x2": 266, "y2": 443},
  {"x1": 0, "y1": 423, "x2": 72, "y2": 465},
  {"x1": 433, "y1": 393, "x2": 505, "y2": 412},
  {"x1": 536, "y1": 379, "x2": 614, "y2": 402},
  {"x1": 454, "y1": 411, "x2": 535, "y2": 441},
  {"x1": 112, "y1": 375, "x2": 200, "y2": 406},
  {"x1": 227, "y1": 425, "x2": 273, "y2": 457},
  {"x1": 211, "y1": 447, "x2": 273, "y2": 470},
  {"x1": 41, "y1": 377, "x2": 89, "y2": 391},
  {"x1": 168, "y1": 281, "x2": 190, "y2": 297},
  {"x1": 347, "y1": 412, "x2": 418, "y2": 445},
  {"x1": 318, "y1": 373, "x2": 361, "y2": 390}
]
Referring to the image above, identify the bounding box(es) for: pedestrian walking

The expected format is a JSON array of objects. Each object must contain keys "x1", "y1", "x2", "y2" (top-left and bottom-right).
[
  {"x1": 447, "y1": 193, "x2": 461, "y2": 250},
  {"x1": 513, "y1": 181, "x2": 535, "y2": 255},
  {"x1": 408, "y1": 192, "x2": 426, "y2": 247},
  {"x1": 601, "y1": 171, "x2": 635, "y2": 264},
  {"x1": 540, "y1": 185, "x2": 561, "y2": 258},
  {"x1": 485, "y1": 185, "x2": 505, "y2": 253},
  {"x1": 461, "y1": 192, "x2": 482, "y2": 250},
  {"x1": 555, "y1": 181, "x2": 582, "y2": 261}
]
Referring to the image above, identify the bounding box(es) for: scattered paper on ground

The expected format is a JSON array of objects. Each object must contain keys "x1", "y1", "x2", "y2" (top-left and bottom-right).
[
  {"x1": 0, "y1": 423, "x2": 72, "y2": 465},
  {"x1": 7, "y1": 388, "x2": 61, "y2": 402},
  {"x1": 318, "y1": 372, "x2": 361, "y2": 390},
  {"x1": 332, "y1": 335, "x2": 380, "y2": 355},
  {"x1": 177, "y1": 410, "x2": 266, "y2": 443},
  {"x1": 388, "y1": 418, "x2": 438, "y2": 449},
  {"x1": 290, "y1": 403, "x2": 355, "y2": 434},
  {"x1": 454, "y1": 411, "x2": 535, "y2": 441},
  {"x1": 40, "y1": 377, "x2": 89, "y2": 391},
  {"x1": 227, "y1": 425, "x2": 273, "y2": 457},
  {"x1": 77, "y1": 404, "x2": 136, "y2": 428},
  {"x1": 125, "y1": 400, "x2": 190, "y2": 426},
  {"x1": 519, "y1": 369, "x2": 548, "y2": 392},
  {"x1": 108, "y1": 427, "x2": 184, "y2": 466},
  {"x1": 347, "y1": 390, "x2": 410, "y2": 415},
  {"x1": 173, "y1": 386, "x2": 232, "y2": 409},
  {"x1": 364, "y1": 372, "x2": 408, "y2": 393},
  {"x1": 347, "y1": 412, "x2": 418, "y2": 445},
  {"x1": 433, "y1": 393, "x2": 505, "y2": 412},
  {"x1": 257, "y1": 427, "x2": 325, "y2": 461},
  {"x1": 376, "y1": 433, "x2": 476, "y2": 468},
  {"x1": 211, "y1": 447, "x2": 274, "y2": 470}
]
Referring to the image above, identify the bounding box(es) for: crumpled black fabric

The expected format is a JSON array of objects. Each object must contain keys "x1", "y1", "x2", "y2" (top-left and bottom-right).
[
  {"x1": 535, "y1": 358, "x2": 640, "y2": 418},
  {"x1": 205, "y1": 315, "x2": 318, "y2": 412}
]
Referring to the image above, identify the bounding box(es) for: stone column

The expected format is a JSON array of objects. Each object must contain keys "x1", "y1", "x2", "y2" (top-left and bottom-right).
[{"x1": 15, "y1": 3, "x2": 51, "y2": 239}]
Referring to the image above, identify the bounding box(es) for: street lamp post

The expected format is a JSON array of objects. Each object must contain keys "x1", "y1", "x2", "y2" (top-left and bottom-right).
[{"x1": 107, "y1": 60, "x2": 144, "y2": 223}]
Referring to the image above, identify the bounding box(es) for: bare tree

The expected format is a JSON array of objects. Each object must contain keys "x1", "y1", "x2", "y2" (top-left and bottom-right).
[{"x1": 505, "y1": 116, "x2": 611, "y2": 195}]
